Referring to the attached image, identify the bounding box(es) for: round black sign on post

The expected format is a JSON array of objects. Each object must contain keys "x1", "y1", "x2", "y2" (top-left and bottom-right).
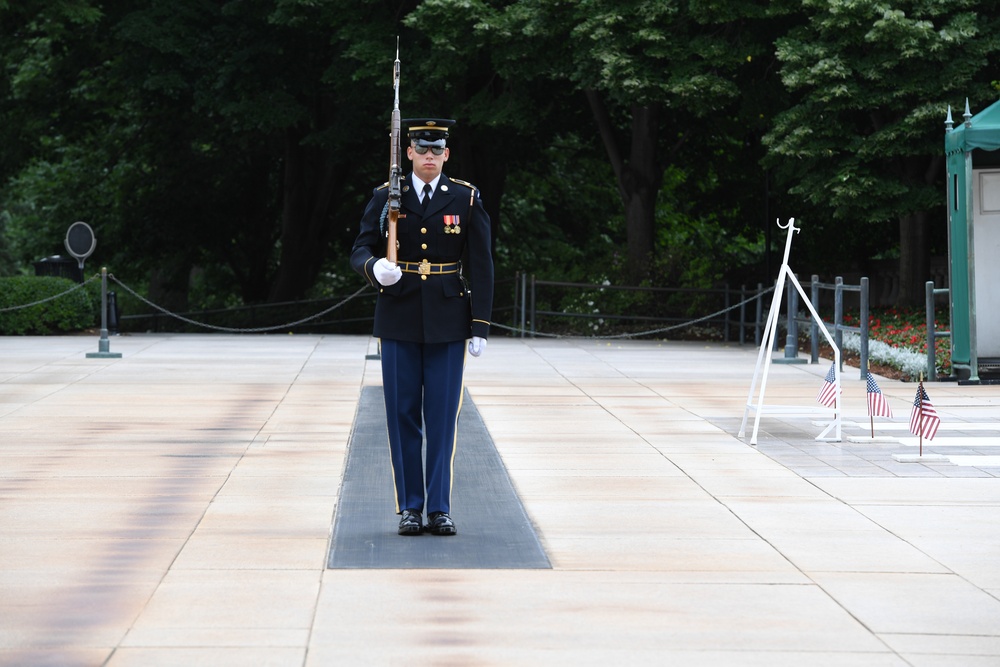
[{"x1": 64, "y1": 221, "x2": 96, "y2": 270}]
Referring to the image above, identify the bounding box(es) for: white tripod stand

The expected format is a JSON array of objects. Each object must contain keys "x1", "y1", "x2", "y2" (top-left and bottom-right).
[{"x1": 739, "y1": 219, "x2": 841, "y2": 445}]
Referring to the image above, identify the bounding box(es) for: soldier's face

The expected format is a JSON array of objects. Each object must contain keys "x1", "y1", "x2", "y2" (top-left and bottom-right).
[{"x1": 408, "y1": 143, "x2": 449, "y2": 182}]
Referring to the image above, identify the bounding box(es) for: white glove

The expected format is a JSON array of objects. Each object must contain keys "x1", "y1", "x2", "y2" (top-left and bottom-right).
[
  {"x1": 373, "y1": 258, "x2": 401, "y2": 286},
  {"x1": 468, "y1": 336, "x2": 487, "y2": 357}
]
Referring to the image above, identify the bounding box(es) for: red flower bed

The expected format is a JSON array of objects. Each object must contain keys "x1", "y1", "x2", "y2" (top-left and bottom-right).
[{"x1": 843, "y1": 308, "x2": 951, "y2": 377}]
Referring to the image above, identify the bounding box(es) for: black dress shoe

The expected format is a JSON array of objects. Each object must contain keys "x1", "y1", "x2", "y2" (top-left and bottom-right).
[
  {"x1": 427, "y1": 512, "x2": 457, "y2": 536},
  {"x1": 398, "y1": 509, "x2": 423, "y2": 536}
]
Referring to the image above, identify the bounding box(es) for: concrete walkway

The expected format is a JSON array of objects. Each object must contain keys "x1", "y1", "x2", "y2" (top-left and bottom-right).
[{"x1": 1, "y1": 334, "x2": 998, "y2": 666}]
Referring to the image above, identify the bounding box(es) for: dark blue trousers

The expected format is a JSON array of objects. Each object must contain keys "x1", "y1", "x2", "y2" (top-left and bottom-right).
[{"x1": 380, "y1": 339, "x2": 465, "y2": 515}]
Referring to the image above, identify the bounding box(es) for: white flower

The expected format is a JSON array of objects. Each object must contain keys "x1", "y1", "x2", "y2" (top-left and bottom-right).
[{"x1": 842, "y1": 332, "x2": 928, "y2": 379}]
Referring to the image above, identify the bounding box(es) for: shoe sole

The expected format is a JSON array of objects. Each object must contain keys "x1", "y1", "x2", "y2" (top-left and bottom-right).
[
  {"x1": 430, "y1": 526, "x2": 457, "y2": 536},
  {"x1": 398, "y1": 525, "x2": 423, "y2": 536}
]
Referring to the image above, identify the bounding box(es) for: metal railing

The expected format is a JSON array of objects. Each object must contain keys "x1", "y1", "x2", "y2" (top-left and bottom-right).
[
  {"x1": 510, "y1": 272, "x2": 770, "y2": 342},
  {"x1": 768, "y1": 274, "x2": 870, "y2": 377},
  {"x1": 925, "y1": 280, "x2": 951, "y2": 382},
  {"x1": 811, "y1": 275, "x2": 868, "y2": 379}
]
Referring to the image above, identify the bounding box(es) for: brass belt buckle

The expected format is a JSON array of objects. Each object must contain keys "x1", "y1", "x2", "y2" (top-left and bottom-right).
[{"x1": 418, "y1": 259, "x2": 431, "y2": 276}]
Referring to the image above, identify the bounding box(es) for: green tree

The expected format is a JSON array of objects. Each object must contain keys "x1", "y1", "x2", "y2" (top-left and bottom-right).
[
  {"x1": 14, "y1": 0, "x2": 991, "y2": 321},
  {"x1": 763, "y1": 0, "x2": 1000, "y2": 306},
  {"x1": 1, "y1": 1, "x2": 415, "y2": 307},
  {"x1": 0, "y1": 0, "x2": 111, "y2": 270},
  {"x1": 467, "y1": 0, "x2": 782, "y2": 281},
  {"x1": 402, "y1": 0, "x2": 601, "y2": 268},
  {"x1": 103, "y1": 0, "x2": 409, "y2": 304}
]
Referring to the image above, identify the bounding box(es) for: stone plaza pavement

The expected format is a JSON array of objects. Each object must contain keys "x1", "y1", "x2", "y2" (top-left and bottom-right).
[{"x1": 1, "y1": 333, "x2": 999, "y2": 666}]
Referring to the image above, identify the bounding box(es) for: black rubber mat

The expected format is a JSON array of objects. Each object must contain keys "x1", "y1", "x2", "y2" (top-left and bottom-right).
[{"x1": 328, "y1": 386, "x2": 551, "y2": 569}]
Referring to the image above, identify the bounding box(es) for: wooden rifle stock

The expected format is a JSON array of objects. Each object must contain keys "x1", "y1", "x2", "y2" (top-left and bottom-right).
[{"x1": 386, "y1": 205, "x2": 398, "y2": 263}]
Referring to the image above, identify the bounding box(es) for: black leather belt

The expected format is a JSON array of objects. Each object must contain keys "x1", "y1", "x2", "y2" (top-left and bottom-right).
[{"x1": 398, "y1": 260, "x2": 460, "y2": 276}]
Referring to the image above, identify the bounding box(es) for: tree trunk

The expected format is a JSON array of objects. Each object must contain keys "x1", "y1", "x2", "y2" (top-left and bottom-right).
[
  {"x1": 586, "y1": 90, "x2": 662, "y2": 280},
  {"x1": 896, "y1": 209, "x2": 929, "y2": 307},
  {"x1": 268, "y1": 126, "x2": 341, "y2": 302},
  {"x1": 451, "y1": 131, "x2": 505, "y2": 258},
  {"x1": 148, "y1": 263, "x2": 191, "y2": 315},
  {"x1": 226, "y1": 153, "x2": 279, "y2": 304},
  {"x1": 895, "y1": 155, "x2": 942, "y2": 307}
]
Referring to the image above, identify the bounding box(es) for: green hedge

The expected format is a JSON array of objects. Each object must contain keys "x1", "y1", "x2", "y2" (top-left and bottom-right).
[{"x1": 0, "y1": 276, "x2": 100, "y2": 335}]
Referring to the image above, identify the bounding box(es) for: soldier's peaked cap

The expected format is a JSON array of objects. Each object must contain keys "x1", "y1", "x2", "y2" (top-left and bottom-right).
[{"x1": 404, "y1": 118, "x2": 455, "y2": 145}]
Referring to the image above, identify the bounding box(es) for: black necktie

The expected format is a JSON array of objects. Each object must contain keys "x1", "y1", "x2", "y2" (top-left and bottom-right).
[{"x1": 421, "y1": 183, "x2": 432, "y2": 211}]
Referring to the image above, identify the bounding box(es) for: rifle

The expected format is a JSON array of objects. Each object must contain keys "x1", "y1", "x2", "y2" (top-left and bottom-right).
[{"x1": 386, "y1": 39, "x2": 401, "y2": 263}]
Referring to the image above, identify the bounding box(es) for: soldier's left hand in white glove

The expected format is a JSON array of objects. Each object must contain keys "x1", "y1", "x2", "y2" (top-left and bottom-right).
[{"x1": 468, "y1": 336, "x2": 487, "y2": 357}]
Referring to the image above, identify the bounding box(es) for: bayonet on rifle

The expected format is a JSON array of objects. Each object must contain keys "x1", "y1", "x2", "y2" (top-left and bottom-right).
[{"x1": 386, "y1": 38, "x2": 401, "y2": 263}]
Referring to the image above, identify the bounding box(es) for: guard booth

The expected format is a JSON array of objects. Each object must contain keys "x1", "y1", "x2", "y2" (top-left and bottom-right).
[{"x1": 944, "y1": 99, "x2": 1000, "y2": 383}]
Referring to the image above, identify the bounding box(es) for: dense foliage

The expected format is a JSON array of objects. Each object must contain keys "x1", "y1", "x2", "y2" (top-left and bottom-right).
[
  {"x1": 0, "y1": 276, "x2": 98, "y2": 334},
  {"x1": 764, "y1": 0, "x2": 1000, "y2": 304},
  {"x1": 2, "y1": 0, "x2": 999, "y2": 321}
]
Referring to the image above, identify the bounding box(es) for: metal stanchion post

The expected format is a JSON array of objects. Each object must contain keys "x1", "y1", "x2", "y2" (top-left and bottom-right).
[
  {"x1": 925, "y1": 281, "x2": 937, "y2": 382},
  {"x1": 86, "y1": 267, "x2": 122, "y2": 359},
  {"x1": 774, "y1": 274, "x2": 806, "y2": 364},
  {"x1": 810, "y1": 275, "x2": 820, "y2": 363},
  {"x1": 859, "y1": 276, "x2": 869, "y2": 379},
  {"x1": 834, "y1": 276, "x2": 844, "y2": 362},
  {"x1": 754, "y1": 282, "x2": 763, "y2": 347},
  {"x1": 520, "y1": 272, "x2": 527, "y2": 338}
]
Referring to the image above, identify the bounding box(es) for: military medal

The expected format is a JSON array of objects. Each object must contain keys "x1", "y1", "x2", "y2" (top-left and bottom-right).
[{"x1": 443, "y1": 215, "x2": 461, "y2": 234}]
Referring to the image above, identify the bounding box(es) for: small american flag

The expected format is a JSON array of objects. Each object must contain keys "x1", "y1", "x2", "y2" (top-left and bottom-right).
[
  {"x1": 816, "y1": 363, "x2": 838, "y2": 408},
  {"x1": 909, "y1": 382, "x2": 940, "y2": 440},
  {"x1": 866, "y1": 372, "x2": 892, "y2": 419}
]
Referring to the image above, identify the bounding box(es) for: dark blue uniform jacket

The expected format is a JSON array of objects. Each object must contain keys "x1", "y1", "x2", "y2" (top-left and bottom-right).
[{"x1": 350, "y1": 173, "x2": 494, "y2": 343}]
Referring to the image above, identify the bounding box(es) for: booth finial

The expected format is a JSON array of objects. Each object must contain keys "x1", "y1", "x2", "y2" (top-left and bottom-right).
[
  {"x1": 964, "y1": 98, "x2": 973, "y2": 127},
  {"x1": 945, "y1": 105, "x2": 954, "y2": 132}
]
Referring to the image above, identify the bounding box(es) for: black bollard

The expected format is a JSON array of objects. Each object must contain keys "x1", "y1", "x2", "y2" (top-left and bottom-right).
[{"x1": 107, "y1": 290, "x2": 120, "y2": 335}]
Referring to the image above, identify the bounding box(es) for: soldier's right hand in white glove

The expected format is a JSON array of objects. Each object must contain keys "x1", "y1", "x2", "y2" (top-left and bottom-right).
[
  {"x1": 373, "y1": 258, "x2": 402, "y2": 286},
  {"x1": 468, "y1": 336, "x2": 487, "y2": 357}
]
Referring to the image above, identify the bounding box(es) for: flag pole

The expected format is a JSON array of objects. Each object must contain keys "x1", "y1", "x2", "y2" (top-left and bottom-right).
[
  {"x1": 918, "y1": 374, "x2": 924, "y2": 457},
  {"x1": 868, "y1": 362, "x2": 875, "y2": 439}
]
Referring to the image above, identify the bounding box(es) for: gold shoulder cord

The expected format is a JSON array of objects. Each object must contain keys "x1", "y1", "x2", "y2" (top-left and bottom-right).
[{"x1": 449, "y1": 178, "x2": 477, "y2": 217}]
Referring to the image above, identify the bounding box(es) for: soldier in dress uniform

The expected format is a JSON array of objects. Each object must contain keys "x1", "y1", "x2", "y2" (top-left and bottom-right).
[{"x1": 350, "y1": 118, "x2": 494, "y2": 536}]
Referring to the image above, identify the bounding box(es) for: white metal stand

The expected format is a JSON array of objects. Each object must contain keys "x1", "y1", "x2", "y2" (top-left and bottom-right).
[{"x1": 739, "y1": 219, "x2": 841, "y2": 445}]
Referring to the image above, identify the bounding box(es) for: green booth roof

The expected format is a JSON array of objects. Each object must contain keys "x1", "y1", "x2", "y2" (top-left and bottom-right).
[{"x1": 946, "y1": 98, "x2": 1000, "y2": 155}]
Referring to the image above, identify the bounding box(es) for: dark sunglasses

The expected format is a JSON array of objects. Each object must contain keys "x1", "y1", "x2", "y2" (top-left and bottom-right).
[{"x1": 413, "y1": 145, "x2": 445, "y2": 156}]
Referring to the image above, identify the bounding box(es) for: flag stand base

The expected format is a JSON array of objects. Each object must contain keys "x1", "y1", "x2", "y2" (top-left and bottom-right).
[{"x1": 892, "y1": 453, "x2": 950, "y2": 463}]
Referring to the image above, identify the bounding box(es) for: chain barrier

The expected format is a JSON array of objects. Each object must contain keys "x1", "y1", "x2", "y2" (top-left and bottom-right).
[
  {"x1": 107, "y1": 274, "x2": 370, "y2": 333},
  {"x1": 493, "y1": 286, "x2": 774, "y2": 340},
  {"x1": 2, "y1": 270, "x2": 772, "y2": 341},
  {"x1": 0, "y1": 273, "x2": 101, "y2": 312}
]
